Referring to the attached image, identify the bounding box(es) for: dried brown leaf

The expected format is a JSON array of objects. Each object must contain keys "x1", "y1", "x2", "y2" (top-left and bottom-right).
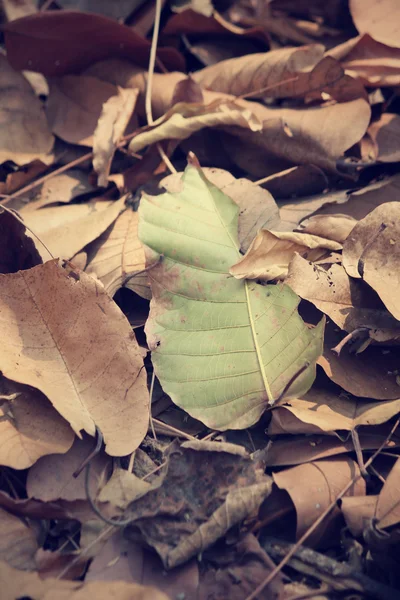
[
  {"x1": 27, "y1": 436, "x2": 110, "y2": 502},
  {"x1": 269, "y1": 384, "x2": 400, "y2": 435},
  {"x1": 341, "y1": 495, "x2": 378, "y2": 537},
  {"x1": 22, "y1": 198, "x2": 126, "y2": 261},
  {"x1": 375, "y1": 457, "x2": 400, "y2": 528},
  {"x1": 24, "y1": 170, "x2": 96, "y2": 211},
  {"x1": 46, "y1": 75, "x2": 119, "y2": 146},
  {"x1": 123, "y1": 440, "x2": 272, "y2": 569},
  {"x1": 328, "y1": 34, "x2": 400, "y2": 87},
  {"x1": 286, "y1": 255, "x2": 400, "y2": 339},
  {"x1": 85, "y1": 208, "x2": 149, "y2": 298},
  {"x1": 297, "y1": 214, "x2": 357, "y2": 243},
  {"x1": 230, "y1": 229, "x2": 340, "y2": 281},
  {"x1": 0, "y1": 507, "x2": 38, "y2": 570},
  {"x1": 343, "y1": 202, "x2": 400, "y2": 320},
  {"x1": 350, "y1": 0, "x2": 400, "y2": 48},
  {"x1": 368, "y1": 113, "x2": 400, "y2": 163},
  {"x1": 194, "y1": 46, "x2": 365, "y2": 102},
  {"x1": 4, "y1": 10, "x2": 184, "y2": 76},
  {"x1": 0, "y1": 377, "x2": 74, "y2": 469},
  {"x1": 0, "y1": 260, "x2": 149, "y2": 456},
  {"x1": 93, "y1": 87, "x2": 139, "y2": 187},
  {"x1": 318, "y1": 325, "x2": 400, "y2": 399},
  {"x1": 97, "y1": 468, "x2": 150, "y2": 509},
  {"x1": 0, "y1": 54, "x2": 53, "y2": 165},
  {"x1": 257, "y1": 165, "x2": 329, "y2": 200},
  {"x1": 277, "y1": 189, "x2": 351, "y2": 232},
  {"x1": 0, "y1": 209, "x2": 42, "y2": 274},
  {"x1": 0, "y1": 559, "x2": 169, "y2": 600},
  {"x1": 273, "y1": 457, "x2": 365, "y2": 544}
]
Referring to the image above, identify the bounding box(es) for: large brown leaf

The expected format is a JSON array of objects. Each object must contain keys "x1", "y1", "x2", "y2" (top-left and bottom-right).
[
  {"x1": 194, "y1": 46, "x2": 365, "y2": 101},
  {"x1": 0, "y1": 560, "x2": 169, "y2": 600},
  {"x1": 350, "y1": 0, "x2": 400, "y2": 48},
  {"x1": 0, "y1": 260, "x2": 149, "y2": 456},
  {"x1": 85, "y1": 208, "x2": 149, "y2": 299},
  {"x1": 0, "y1": 54, "x2": 54, "y2": 165},
  {"x1": 0, "y1": 377, "x2": 74, "y2": 470},
  {"x1": 3, "y1": 10, "x2": 184, "y2": 75},
  {"x1": 46, "y1": 75, "x2": 119, "y2": 146}
]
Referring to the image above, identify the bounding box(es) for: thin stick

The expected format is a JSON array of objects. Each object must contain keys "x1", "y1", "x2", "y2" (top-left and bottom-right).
[
  {"x1": 149, "y1": 370, "x2": 157, "y2": 440},
  {"x1": 0, "y1": 204, "x2": 55, "y2": 259},
  {"x1": 244, "y1": 417, "x2": 400, "y2": 600}
]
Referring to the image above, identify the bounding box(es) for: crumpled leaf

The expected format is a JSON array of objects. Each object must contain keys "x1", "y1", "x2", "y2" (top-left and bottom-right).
[
  {"x1": 0, "y1": 54, "x2": 54, "y2": 165},
  {"x1": 343, "y1": 202, "x2": 400, "y2": 319},
  {"x1": 269, "y1": 384, "x2": 400, "y2": 435},
  {"x1": 297, "y1": 214, "x2": 357, "y2": 243},
  {"x1": 129, "y1": 101, "x2": 262, "y2": 153},
  {"x1": 0, "y1": 508, "x2": 38, "y2": 570},
  {"x1": 46, "y1": 75, "x2": 119, "y2": 146},
  {"x1": 272, "y1": 457, "x2": 365, "y2": 545},
  {"x1": 0, "y1": 377, "x2": 74, "y2": 470},
  {"x1": 4, "y1": 10, "x2": 184, "y2": 76},
  {"x1": 194, "y1": 45, "x2": 365, "y2": 101},
  {"x1": 85, "y1": 208, "x2": 149, "y2": 298},
  {"x1": 22, "y1": 197, "x2": 126, "y2": 261},
  {"x1": 27, "y1": 436, "x2": 110, "y2": 502},
  {"x1": 124, "y1": 440, "x2": 272, "y2": 569},
  {"x1": 0, "y1": 559, "x2": 169, "y2": 600},
  {"x1": 139, "y1": 164, "x2": 323, "y2": 430},
  {"x1": 93, "y1": 87, "x2": 139, "y2": 187},
  {"x1": 286, "y1": 254, "x2": 400, "y2": 339},
  {"x1": 230, "y1": 229, "x2": 341, "y2": 281},
  {"x1": 161, "y1": 167, "x2": 280, "y2": 253},
  {"x1": 0, "y1": 260, "x2": 149, "y2": 456},
  {"x1": 350, "y1": 0, "x2": 400, "y2": 49}
]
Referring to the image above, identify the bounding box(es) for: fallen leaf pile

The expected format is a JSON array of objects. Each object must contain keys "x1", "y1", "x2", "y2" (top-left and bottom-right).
[{"x1": 1, "y1": 1, "x2": 400, "y2": 599}]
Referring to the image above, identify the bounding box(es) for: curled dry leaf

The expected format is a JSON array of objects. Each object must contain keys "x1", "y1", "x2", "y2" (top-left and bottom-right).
[
  {"x1": 194, "y1": 46, "x2": 365, "y2": 102},
  {"x1": 350, "y1": 0, "x2": 400, "y2": 49},
  {"x1": 97, "y1": 468, "x2": 151, "y2": 510},
  {"x1": 22, "y1": 198, "x2": 126, "y2": 261},
  {"x1": 0, "y1": 508, "x2": 38, "y2": 570},
  {"x1": 272, "y1": 457, "x2": 365, "y2": 545},
  {"x1": 269, "y1": 384, "x2": 400, "y2": 435},
  {"x1": 0, "y1": 560, "x2": 169, "y2": 600},
  {"x1": 230, "y1": 229, "x2": 341, "y2": 282},
  {"x1": 328, "y1": 34, "x2": 400, "y2": 87},
  {"x1": 0, "y1": 377, "x2": 74, "y2": 470},
  {"x1": 277, "y1": 188, "x2": 352, "y2": 232},
  {"x1": 27, "y1": 436, "x2": 110, "y2": 502},
  {"x1": 46, "y1": 75, "x2": 119, "y2": 146},
  {"x1": 343, "y1": 202, "x2": 400, "y2": 319},
  {"x1": 161, "y1": 166, "x2": 280, "y2": 253},
  {"x1": 139, "y1": 165, "x2": 323, "y2": 430},
  {"x1": 129, "y1": 101, "x2": 262, "y2": 153},
  {"x1": 123, "y1": 440, "x2": 272, "y2": 569},
  {"x1": 85, "y1": 208, "x2": 149, "y2": 299},
  {"x1": 93, "y1": 87, "x2": 139, "y2": 187},
  {"x1": 318, "y1": 325, "x2": 400, "y2": 400},
  {"x1": 0, "y1": 54, "x2": 53, "y2": 165},
  {"x1": 286, "y1": 254, "x2": 400, "y2": 340},
  {"x1": 0, "y1": 260, "x2": 149, "y2": 456},
  {"x1": 341, "y1": 495, "x2": 378, "y2": 537},
  {"x1": 3, "y1": 10, "x2": 184, "y2": 76},
  {"x1": 297, "y1": 214, "x2": 357, "y2": 243}
]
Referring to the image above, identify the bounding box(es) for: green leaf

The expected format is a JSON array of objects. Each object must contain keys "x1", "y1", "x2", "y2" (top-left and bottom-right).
[{"x1": 139, "y1": 165, "x2": 324, "y2": 430}]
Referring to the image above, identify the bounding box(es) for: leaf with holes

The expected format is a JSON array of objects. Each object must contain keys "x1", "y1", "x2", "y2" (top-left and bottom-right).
[{"x1": 139, "y1": 164, "x2": 324, "y2": 430}]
